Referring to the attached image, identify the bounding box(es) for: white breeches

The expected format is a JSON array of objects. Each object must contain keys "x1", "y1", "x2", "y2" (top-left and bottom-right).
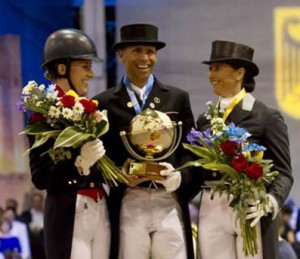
[
  {"x1": 119, "y1": 188, "x2": 187, "y2": 259},
  {"x1": 198, "y1": 190, "x2": 263, "y2": 259},
  {"x1": 70, "y1": 194, "x2": 110, "y2": 259}
]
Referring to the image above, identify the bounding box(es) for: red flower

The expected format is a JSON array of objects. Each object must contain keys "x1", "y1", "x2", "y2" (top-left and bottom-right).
[
  {"x1": 60, "y1": 95, "x2": 75, "y2": 108},
  {"x1": 231, "y1": 153, "x2": 247, "y2": 172},
  {"x1": 30, "y1": 112, "x2": 44, "y2": 123},
  {"x1": 245, "y1": 163, "x2": 263, "y2": 180},
  {"x1": 79, "y1": 99, "x2": 97, "y2": 113},
  {"x1": 221, "y1": 140, "x2": 238, "y2": 156}
]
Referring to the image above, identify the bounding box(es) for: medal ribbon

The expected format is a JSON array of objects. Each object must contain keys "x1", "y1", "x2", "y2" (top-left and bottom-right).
[
  {"x1": 123, "y1": 74, "x2": 154, "y2": 114},
  {"x1": 220, "y1": 88, "x2": 247, "y2": 121}
]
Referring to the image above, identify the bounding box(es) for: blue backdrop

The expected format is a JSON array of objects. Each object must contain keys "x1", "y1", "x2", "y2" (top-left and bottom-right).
[{"x1": 0, "y1": 0, "x2": 79, "y2": 86}]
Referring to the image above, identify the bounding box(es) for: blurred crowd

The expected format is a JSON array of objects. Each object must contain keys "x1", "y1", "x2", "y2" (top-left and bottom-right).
[
  {"x1": 0, "y1": 190, "x2": 45, "y2": 259},
  {"x1": 279, "y1": 197, "x2": 300, "y2": 259},
  {"x1": 189, "y1": 196, "x2": 300, "y2": 259},
  {"x1": 1, "y1": 188, "x2": 300, "y2": 259}
]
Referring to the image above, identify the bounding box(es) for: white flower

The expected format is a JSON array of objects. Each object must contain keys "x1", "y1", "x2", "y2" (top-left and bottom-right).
[
  {"x1": 206, "y1": 100, "x2": 213, "y2": 106},
  {"x1": 48, "y1": 106, "x2": 61, "y2": 118},
  {"x1": 38, "y1": 84, "x2": 45, "y2": 92},
  {"x1": 211, "y1": 117, "x2": 224, "y2": 125},
  {"x1": 219, "y1": 107, "x2": 225, "y2": 114},
  {"x1": 61, "y1": 108, "x2": 73, "y2": 119},
  {"x1": 48, "y1": 84, "x2": 56, "y2": 91},
  {"x1": 71, "y1": 113, "x2": 82, "y2": 121},
  {"x1": 46, "y1": 88, "x2": 59, "y2": 100},
  {"x1": 36, "y1": 101, "x2": 43, "y2": 107},
  {"x1": 73, "y1": 102, "x2": 84, "y2": 115},
  {"x1": 22, "y1": 82, "x2": 35, "y2": 95},
  {"x1": 46, "y1": 84, "x2": 59, "y2": 100}
]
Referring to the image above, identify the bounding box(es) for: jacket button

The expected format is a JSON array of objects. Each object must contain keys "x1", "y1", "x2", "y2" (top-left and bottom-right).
[{"x1": 90, "y1": 182, "x2": 95, "y2": 188}]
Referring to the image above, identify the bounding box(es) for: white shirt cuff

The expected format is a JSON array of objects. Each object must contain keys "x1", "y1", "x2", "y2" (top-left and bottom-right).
[{"x1": 267, "y1": 193, "x2": 279, "y2": 220}]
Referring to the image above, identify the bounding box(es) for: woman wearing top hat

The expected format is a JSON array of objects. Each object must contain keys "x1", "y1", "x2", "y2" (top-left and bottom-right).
[
  {"x1": 195, "y1": 40, "x2": 293, "y2": 259},
  {"x1": 93, "y1": 23, "x2": 197, "y2": 259}
]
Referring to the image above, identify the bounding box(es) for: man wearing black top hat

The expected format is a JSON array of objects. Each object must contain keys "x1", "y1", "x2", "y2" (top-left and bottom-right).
[
  {"x1": 93, "y1": 23, "x2": 196, "y2": 259},
  {"x1": 195, "y1": 40, "x2": 293, "y2": 259}
]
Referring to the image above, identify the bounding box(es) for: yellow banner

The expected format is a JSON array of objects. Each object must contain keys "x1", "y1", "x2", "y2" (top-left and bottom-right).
[{"x1": 274, "y1": 7, "x2": 300, "y2": 119}]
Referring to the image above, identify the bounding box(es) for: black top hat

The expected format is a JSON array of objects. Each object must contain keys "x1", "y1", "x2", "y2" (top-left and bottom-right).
[
  {"x1": 112, "y1": 23, "x2": 166, "y2": 51},
  {"x1": 202, "y1": 40, "x2": 259, "y2": 76}
]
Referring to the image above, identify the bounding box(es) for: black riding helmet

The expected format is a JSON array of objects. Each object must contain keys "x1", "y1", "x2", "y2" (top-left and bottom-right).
[{"x1": 42, "y1": 28, "x2": 103, "y2": 92}]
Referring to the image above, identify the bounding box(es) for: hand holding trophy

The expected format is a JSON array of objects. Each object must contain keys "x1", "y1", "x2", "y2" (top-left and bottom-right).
[{"x1": 120, "y1": 108, "x2": 182, "y2": 187}]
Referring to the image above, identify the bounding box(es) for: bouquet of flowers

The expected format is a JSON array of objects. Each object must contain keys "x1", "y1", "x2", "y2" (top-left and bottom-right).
[
  {"x1": 181, "y1": 101, "x2": 279, "y2": 256},
  {"x1": 18, "y1": 80, "x2": 128, "y2": 187}
]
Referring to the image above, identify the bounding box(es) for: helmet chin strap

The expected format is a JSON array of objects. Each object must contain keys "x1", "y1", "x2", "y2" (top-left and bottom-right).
[{"x1": 63, "y1": 59, "x2": 78, "y2": 94}]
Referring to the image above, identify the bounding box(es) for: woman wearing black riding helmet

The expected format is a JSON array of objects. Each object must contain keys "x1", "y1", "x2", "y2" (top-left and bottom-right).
[{"x1": 28, "y1": 28, "x2": 110, "y2": 259}]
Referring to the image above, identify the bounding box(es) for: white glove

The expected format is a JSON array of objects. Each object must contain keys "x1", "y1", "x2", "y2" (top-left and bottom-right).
[
  {"x1": 75, "y1": 139, "x2": 105, "y2": 175},
  {"x1": 156, "y1": 162, "x2": 181, "y2": 193},
  {"x1": 245, "y1": 196, "x2": 274, "y2": 227}
]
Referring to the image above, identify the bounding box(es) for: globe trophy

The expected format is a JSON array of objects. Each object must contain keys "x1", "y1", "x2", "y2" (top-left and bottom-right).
[{"x1": 120, "y1": 108, "x2": 182, "y2": 182}]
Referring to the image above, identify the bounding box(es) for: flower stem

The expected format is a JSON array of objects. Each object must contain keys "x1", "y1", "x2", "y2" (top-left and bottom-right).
[{"x1": 97, "y1": 155, "x2": 128, "y2": 187}]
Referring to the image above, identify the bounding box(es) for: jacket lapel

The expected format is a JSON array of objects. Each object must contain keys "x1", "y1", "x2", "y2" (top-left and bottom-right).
[
  {"x1": 144, "y1": 78, "x2": 170, "y2": 111},
  {"x1": 111, "y1": 82, "x2": 136, "y2": 115},
  {"x1": 227, "y1": 93, "x2": 255, "y2": 124}
]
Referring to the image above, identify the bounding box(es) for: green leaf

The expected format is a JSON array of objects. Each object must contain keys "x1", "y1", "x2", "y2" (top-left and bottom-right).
[
  {"x1": 22, "y1": 134, "x2": 53, "y2": 156},
  {"x1": 176, "y1": 159, "x2": 209, "y2": 170},
  {"x1": 23, "y1": 104, "x2": 48, "y2": 115},
  {"x1": 202, "y1": 163, "x2": 239, "y2": 180},
  {"x1": 53, "y1": 126, "x2": 93, "y2": 149},
  {"x1": 182, "y1": 143, "x2": 216, "y2": 160},
  {"x1": 20, "y1": 122, "x2": 60, "y2": 136},
  {"x1": 94, "y1": 119, "x2": 109, "y2": 138}
]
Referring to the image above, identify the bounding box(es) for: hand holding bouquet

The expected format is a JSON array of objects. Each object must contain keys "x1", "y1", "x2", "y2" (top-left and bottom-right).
[
  {"x1": 180, "y1": 101, "x2": 279, "y2": 256},
  {"x1": 18, "y1": 80, "x2": 128, "y2": 187}
]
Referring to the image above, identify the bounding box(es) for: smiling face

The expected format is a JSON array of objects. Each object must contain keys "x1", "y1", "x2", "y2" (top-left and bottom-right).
[
  {"x1": 118, "y1": 45, "x2": 157, "y2": 87},
  {"x1": 208, "y1": 63, "x2": 245, "y2": 98},
  {"x1": 69, "y1": 60, "x2": 94, "y2": 96}
]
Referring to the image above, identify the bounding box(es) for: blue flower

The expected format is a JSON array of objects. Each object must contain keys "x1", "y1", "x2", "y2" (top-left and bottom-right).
[
  {"x1": 226, "y1": 124, "x2": 251, "y2": 143},
  {"x1": 187, "y1": 127, "x2": 212, "y2": 146},
  {"x1": 243, "y1": 143, "x2": 266, "y2": 152}
]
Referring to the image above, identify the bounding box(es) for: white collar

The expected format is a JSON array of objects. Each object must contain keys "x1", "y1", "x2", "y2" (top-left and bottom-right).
[
  {"x1": 219, "y1": 90, "x2": 243, "y2": 110},
  {"x1": 131, "y1": 83, "x2": 147, "y2": 100}
]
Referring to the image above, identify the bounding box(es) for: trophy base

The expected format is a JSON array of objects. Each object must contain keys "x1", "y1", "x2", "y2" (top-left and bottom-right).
[{"x1": 129, "y1": 162, "x2": 167, "y2": 180}]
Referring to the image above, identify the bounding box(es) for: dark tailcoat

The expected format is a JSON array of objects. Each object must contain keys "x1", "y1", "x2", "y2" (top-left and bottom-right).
[
  {"x1": 196, "y1": 93, "x2": 293, "y2": 259},
  {"x1": 28, "y1": 137, "x2": 107, "y2": 259},
  {"x1": 93, "y1": 77, "x2": 196, "y2": 259}
]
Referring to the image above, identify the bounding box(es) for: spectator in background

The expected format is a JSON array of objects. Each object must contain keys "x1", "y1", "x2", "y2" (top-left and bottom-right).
[
  {"x1": 285, "y1": 198, "x2": 300, "y2": 235},
  {"x1": 19, "y1": 193, "x2": 45, "y2": 259},
  {"x1": 5, "y1": 199, "x2": 19, "y2": 216},
  {"x1": 280, "y1": 204, "x2": 296, "y2": 245},
  {"x1": 0, "y1": 217, "x2": 22, "y2": 258},
  {"x1": 278, "y1": 211, "x2": 298, "y2": 259},
  {"x1": 3, "y1": 208, "x2": 31, "y2": 259}
]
